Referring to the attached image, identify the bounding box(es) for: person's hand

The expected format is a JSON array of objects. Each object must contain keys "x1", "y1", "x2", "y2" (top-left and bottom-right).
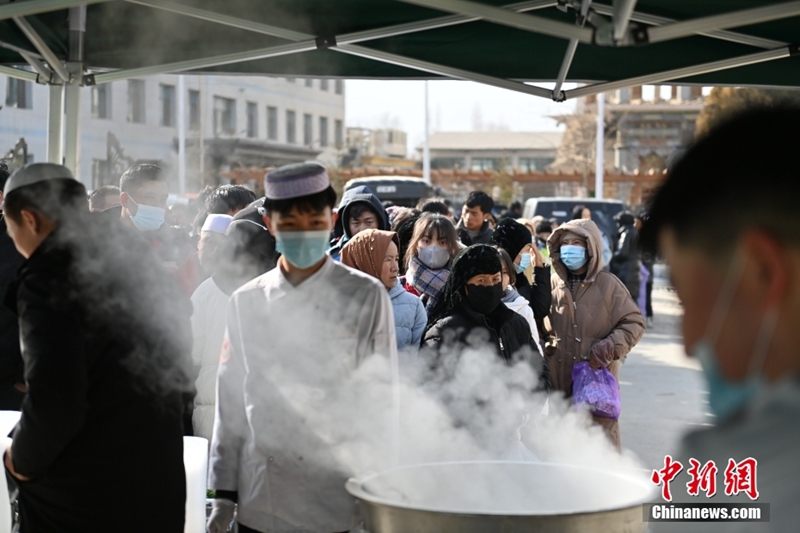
[
  {"x1": 588, "y1": 338, "x2": 615, "y2": 369},
  {"x1": 531, "y1": 244, "x2": 546, "y2": 268},
  {"x1": 207, "y1": 498, "x2": 236, "y2": 533},
  {"x1": 4, "y1": 445, "x2": 30, "y2": 482}
]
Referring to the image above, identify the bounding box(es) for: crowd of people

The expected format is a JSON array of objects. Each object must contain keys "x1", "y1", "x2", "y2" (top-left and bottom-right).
[{"x1": 0, "y1": 156, "x2": 647, "y2": 531}]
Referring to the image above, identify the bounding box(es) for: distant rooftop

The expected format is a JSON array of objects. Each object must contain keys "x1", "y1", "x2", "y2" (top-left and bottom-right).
[{"x1": 423, "y1": 131, "x2": 563, "y2": 151}]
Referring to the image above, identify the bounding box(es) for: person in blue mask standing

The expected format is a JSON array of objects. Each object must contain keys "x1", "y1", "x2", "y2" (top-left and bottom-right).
[
  {"x1": 545, "y1": 218, "x2": 644, "y2": 449},
  {"x1": 207, "y1": 162, "x2": 396, "y2": 533},
  {"x1": 643, "y1": 107, "x2": 800, "y2": 533},
  {"x1": 115, "y1": 163, "x2": 201, "y2": 295}
]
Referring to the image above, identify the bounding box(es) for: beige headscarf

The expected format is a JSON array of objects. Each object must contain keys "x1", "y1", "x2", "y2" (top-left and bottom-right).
[{"x1": 340, "y1": 229, "x2": 400, "y2": 281}]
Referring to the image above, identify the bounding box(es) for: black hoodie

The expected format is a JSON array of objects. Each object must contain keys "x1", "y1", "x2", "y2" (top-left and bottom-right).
[{"x1": 329, "y1": 186, "x2": 389, "y2": 259}]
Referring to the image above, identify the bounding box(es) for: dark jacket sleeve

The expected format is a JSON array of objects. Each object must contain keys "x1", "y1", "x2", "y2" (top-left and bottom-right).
[
  {"x1": 530, "y1": 266, "x2": 552, "y2": 321},
  {"x1": 11, "y1": 273, "x2": 89, "y2": 478}
]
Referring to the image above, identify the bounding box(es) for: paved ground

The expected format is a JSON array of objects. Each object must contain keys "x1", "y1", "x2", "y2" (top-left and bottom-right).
[{"x1": 618, "y1": 286, "x2": 713, "y2": 471}]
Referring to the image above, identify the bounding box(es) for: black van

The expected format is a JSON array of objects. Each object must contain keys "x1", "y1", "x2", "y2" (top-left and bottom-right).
[
  {"x1": 343, "y1": 176, "x2": 435, "y2": 207},
  {"x1": 523, "y1": 197, "x2": 625, "y2": 248}
]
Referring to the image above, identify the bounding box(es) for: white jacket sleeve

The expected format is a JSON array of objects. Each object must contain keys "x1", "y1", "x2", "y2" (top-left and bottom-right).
[
  {"x1": 190, "y1": 289, "x2": 205, "y2": 367},
  {"x1": 208, "y1": 298, "x2": 248, "y2": 491}
]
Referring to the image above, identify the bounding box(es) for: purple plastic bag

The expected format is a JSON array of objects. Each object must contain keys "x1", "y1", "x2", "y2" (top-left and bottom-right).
[{"x1": 571, "y1": 361, "x2": 621, "y2": 419}]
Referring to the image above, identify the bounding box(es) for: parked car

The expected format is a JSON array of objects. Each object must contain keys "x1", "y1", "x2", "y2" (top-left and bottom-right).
[{"x1": 343, "y1": 176, "x2": 438, "y2": 207}]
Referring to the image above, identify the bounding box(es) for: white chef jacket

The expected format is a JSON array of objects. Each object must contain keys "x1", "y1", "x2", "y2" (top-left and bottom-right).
[{"x1": 209, "y1": 257, "x2": 397, "y2": 532}]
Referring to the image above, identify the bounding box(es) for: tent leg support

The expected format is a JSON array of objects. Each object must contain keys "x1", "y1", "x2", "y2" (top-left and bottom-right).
[{"x1": 46, "y1": 84, "x2": 64, "y2": 164}]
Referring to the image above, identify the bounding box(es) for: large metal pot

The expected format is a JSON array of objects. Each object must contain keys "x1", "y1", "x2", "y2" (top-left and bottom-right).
[{"x1": 346, "y1": 461, "x2": 655, "y2": 533}]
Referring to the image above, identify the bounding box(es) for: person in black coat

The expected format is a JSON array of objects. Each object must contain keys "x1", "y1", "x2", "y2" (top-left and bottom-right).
[
  {"x1": 2, "y1": 163, "x2": 192, "y2": 533},
  {"x1": 490, "y1": 218, "x2": 552, "y2": 326},
  {"x1": 423, "y1": 244, "x2": 549, "y2": 391},
  {"x1": 0, "y1": 162, "x2": 26, "y2": 410},
  {"x1": 609, "y1": 211, "x2": 641, "y2": 301}
]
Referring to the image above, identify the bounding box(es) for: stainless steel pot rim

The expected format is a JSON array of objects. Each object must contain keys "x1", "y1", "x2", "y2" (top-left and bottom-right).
[{"x1": 345, "y1": 460, "x2": 657, "y2": 517}]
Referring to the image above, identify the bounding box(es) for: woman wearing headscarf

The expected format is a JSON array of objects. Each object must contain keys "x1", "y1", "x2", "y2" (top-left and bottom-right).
[
  {"x1": 341, "y1": 229, "x2": 427, "y2": 352},
  {"x1": 546, "y1": 218, "x2": 645, "y2": 449},
  {"x1": 423, "y1": 245, "x2": 549, "y2": 391}
]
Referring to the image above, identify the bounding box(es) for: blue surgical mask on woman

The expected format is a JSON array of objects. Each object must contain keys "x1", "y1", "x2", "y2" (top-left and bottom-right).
[
  {"x1": 691, "y1": 255, "x2": 779, "y2": 421},
  {"x1": 275, "y1": 230, "x2": 330, "y2": 269},
  {"x1": 560, "y1": 245, "x2": 588, "y2": 270},
  {"x1": 514, "y1": 253, "x2": 531, "y2": 274},
  {"x1": 129, "y1": 197, "x2": 165, "y2": 232}
]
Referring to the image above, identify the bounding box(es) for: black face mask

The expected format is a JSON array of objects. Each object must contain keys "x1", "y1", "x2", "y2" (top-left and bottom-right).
[{"x1": 465, "y1": 282, "x2": 503, "y2": 315}]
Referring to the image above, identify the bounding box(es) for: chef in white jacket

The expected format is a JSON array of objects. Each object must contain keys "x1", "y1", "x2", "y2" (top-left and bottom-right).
[{"x1": 208, "y1": 162, "x2": 397, "y2": 533}]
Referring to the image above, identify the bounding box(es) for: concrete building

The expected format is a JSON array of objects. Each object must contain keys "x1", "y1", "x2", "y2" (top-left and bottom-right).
[
  {"x1": 418, "y1": 131, "x2": 562, "y2": 172},
  {"x1": 586, "y1": 85, "x2": 704, "y2": 174},
  {"x1": 342, "y1": 127, "x2": 415, "y2": 169},
  {"x1": 1, "y1": 74, "x2": 345, "y2": 192}
]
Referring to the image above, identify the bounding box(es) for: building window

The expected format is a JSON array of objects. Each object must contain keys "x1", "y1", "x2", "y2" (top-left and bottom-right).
[
  {"x1": 286, "y1": 77, "x2": 296, "y2": 83},
  {"x1": 286, "y1": 110, "x2": 296, "y2": 144},
  {"x1": 305, "y1": 79, "x2": 313, "y2": 88},
  {"x1": 188, "y1": 90, "x2": 200, "y2": 130},
  {"x1": 319, "y1": 116, "x2": 328, "y2": 147},
  {"x1": 160, "y1": 84, "x2": 176, "y2": 127},
  {"x1": 91, "y1": 83, "x2": 111, "y2": 119},
  {"x1": 518, "y1": 157, "x2": 554, "y2": 173},
  {"x1": 303, "y1": 114, "x2": 313, "y2": 146},
  {"x1": 246, "y1": 102, "x2": 258, "y2": 138},
  {"x1": 470, "y1": 158, "x2": 500, "y2": 171},
  {"x1": 334, "y1": 119, "x2": 343, "y2": 148},
  {"x1": 320, "y1": 79, "x2": 329, "y2": 91},
  {"x1": 213, "y1": 96, "x2": 236, "y2": 135},
  {"x1": 127, "y1": 80, "x2": 146, "y2": 123},
  {"x1": 5, "y1": 78, "x2": 33, "y2": 109},
  {"x1": 432, "y1": 157, "x2": 464, "y2": 170},
  {"x1": 267, "y1": 106, "x2": 278, "y2": 141},
  {"x1": 335, "y1": 79, "x2": 343, "y2": 95}
]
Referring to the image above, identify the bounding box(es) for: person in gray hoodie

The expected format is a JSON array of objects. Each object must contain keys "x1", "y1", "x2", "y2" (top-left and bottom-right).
[{"x1": 341, "y1": 229, "x2": 427, "y2": 352}]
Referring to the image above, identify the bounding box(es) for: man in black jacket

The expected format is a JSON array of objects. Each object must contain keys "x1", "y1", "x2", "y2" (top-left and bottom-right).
[
  {"x1": 456, "y1": 191, "x2": 495, "y2": 246},
  {"x1": 0, "y1": 161, "x2": 25, "y2": 410},
  {"x1": 2, "y1": 163, "x2": 192, "y2": 532},
  {"x1": 609, "y1": 211, "x2": 641, "y2": 301}
]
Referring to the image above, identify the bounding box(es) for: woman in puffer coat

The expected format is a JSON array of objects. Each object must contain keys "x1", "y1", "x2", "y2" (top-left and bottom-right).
[
  {"x1": 341, "y1": 229, "x2": 427, "y2": 352},
  {"x1": 545, "y1": 218, "x2": 645, "y2": 450}
]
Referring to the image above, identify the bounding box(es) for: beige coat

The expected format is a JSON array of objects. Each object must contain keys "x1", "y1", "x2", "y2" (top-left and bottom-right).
[{"x1": 546, "y1": 219, "x2": 645, "y2": 448}]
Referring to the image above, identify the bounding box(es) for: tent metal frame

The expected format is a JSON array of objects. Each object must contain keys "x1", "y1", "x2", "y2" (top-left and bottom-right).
[{"x1": 3, "y1": 0, "x2": 800, "y2": 174}]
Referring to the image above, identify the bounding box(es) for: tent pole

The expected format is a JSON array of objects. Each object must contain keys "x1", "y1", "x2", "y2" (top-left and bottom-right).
[
  {"x1": 0, "y1": 0, "x2": 111, "y2": 21},
  {"x1": 564, "y1": 46, "x2": 792, "y2": 100},
  {"x1": 19, "y1": 51, "x2": 53, "y2": 82},
  {"x1": 612, "y1": 0, "x2": 637, "y2": 42},
  {"x1": 63, "y1": 6, "x2": 86, "y2": 182},
  {"x1": 336, "y1": 44, "x2": 553, "y2": 99},
  {"x1": 423, "y1": 81, "x2": 431, "y2": 185},
  {"x1": 177, "y1": 75, "x2": 187, "y2": 195},
  {"x1": 0, "y1": 66, "x2": 38, "y2": 82},
  {"x1": 47, "y1": 85, "x2": 64, "y2": 164},
  {"x1": 595, "y1": 92, "x2": 604, "y2": 200},
  {"x1": 553, "y1": 0, "x2": 592, "y2": 100},
  {"x1": 104, "y1": 0, "x2": 555, "y2": 83},
  {"x1": 590, "y1": 4, "x2": 785, "y2": 49},
  {"x1": 645, "y1": 1, "x2": 800, "y2": 45},
  {"x1": 12, "y1": 16, "x2": 71, "y2": 82},
  {"x1": 397, "y1": 0, "x2": 593, "y2": 43}
]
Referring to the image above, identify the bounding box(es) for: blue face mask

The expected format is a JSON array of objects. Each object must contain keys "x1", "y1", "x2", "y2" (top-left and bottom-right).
[
  {"x1": 275, "y1": 230, "x2": 330, "y2": 269},
  {"x1": 691, "y1": 255, "x2": 778, "y2": 421},
  {"x1": 129, "y1": 197, "x2": 165, "y2": 232},
  {"x1": 514, "y1": 253, "x2": 531, "y2": 274},
  {"x1": 560, "y1": 245, "x2": 588, "y2": 271}
]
